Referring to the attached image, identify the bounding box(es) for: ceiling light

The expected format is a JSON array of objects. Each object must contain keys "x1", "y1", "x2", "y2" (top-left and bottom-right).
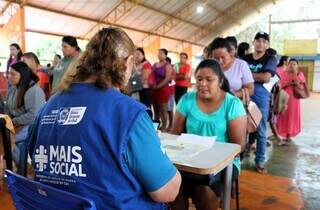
[{"x1": 197, "y1": 5, "x2": 204, "y2": 13}]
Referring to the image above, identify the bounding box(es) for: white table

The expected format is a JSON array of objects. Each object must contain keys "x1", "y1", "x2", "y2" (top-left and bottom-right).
[{"x1": 159, "y1": 133, "x2": 241, "y2": 210}]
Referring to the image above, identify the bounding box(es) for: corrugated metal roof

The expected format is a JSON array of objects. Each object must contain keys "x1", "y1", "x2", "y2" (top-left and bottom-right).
[
  {"x1": 210, "y1": 0, "x2": 238, "y2": 11},
  {"x1": 25, "y1": 7, "x2": 95, "y2": 38},
  {"x1": 116, "y1": 5, "x2": 167, "y2": 32},
  {"x1": 142, "y1": 0, "x2": 188, "y2": 15},
  {"x1": 1, "y1": 0, "x2": 284, "y2": 55}
]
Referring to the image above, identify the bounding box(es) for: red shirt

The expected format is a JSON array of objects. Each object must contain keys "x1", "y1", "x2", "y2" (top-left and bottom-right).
[
  {"x1": 36, "y1": 69, "x2": 50, "y2": 100},
  {"x1": 175, "y1": 63, "x2": 191, "y2": 87},
  {"x1": 142, "y1": 62, "x2": 155, "y2": 87}
]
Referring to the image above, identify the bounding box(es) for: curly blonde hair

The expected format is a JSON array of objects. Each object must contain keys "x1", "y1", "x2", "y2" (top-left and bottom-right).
[{"x1": 57, "y1": 27, "x2": 135, "y2": 92}]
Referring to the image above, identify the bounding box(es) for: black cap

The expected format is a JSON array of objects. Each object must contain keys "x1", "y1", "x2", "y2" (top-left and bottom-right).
[
  {"x1": 62, "y1": 36, "x2": 78, "y2": 48},
  {"x1": 254, "y1": 31, "x2": 269, "y2": 41}
]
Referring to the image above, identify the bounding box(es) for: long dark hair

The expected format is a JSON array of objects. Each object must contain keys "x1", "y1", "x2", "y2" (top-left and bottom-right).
[
  {"x1": 159, "y1": 48, "x2": 168, "y2": 56},
  {"x1": 237, "y1": 42, "x2": 250, "y2": 59},
  {"x1": 289, "y1": 58, "x2": 298, "y2": 63},
  {"x1": 23, "y1": 52, "x2": 40, "y2": 65},
  {"x1": 195, "y1": 59, "x2": 231, "y2": 94},
  {"x1": 136, "y1": 47, "x2": 146, "y2": 62},
  {"x1": 10, "y1": 62, "x2": 39, "y2": 108},
  {"x1": 277, "y1": 56, "x2": 289, "y2": 67},
  {"x1": 207, "y1": 37, "x2": 232, "y2": 55},
  {"x1": 225, "y1": 36, "x2": 238, "y2": 49},
  {"x1": 7, "y1": 43, "x2": 23, "y2": 72}
]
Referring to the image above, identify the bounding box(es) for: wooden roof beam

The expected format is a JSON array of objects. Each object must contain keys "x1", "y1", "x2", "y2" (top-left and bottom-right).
[{"x1": 25, "y1": 28, "x2": 86, "y2": 40}]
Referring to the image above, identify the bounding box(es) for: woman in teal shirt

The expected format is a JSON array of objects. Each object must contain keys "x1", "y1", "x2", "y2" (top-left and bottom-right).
[{"x1": 171, "y1": 59, "x2": 247, "y2": 210}]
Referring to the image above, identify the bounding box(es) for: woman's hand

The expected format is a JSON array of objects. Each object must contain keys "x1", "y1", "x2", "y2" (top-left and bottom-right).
[{"x1": 292, "y1": 80, "x2": 299, "y2": 86}]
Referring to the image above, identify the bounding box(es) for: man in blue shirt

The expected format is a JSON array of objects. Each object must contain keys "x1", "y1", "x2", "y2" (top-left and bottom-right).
[{"x1": 243, "y1": 32, "x2": 277, "y2": 173}]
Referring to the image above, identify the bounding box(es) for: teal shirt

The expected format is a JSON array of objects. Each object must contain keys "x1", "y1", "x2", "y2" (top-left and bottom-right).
[
  {"x1": 177, "y1": 91, "x2": 246, "y2": 172},
  {"x1": 124, "y1": 111, "x2": 177, "y2": 192}
]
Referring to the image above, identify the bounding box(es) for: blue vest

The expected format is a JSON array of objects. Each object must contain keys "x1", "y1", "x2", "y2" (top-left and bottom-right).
[{"x1": 32, "y1": 83, "x2": 166, "y2": 210}]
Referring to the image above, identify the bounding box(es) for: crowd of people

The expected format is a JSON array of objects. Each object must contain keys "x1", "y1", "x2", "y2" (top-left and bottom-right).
[{"x1": 2, "y1": 27, "x2": 308, "y2": 209}]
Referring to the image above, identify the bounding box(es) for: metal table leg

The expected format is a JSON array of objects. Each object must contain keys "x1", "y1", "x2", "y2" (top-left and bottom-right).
[{"x1": 223, "y1": 163, "x2": 233, "y2": 210}]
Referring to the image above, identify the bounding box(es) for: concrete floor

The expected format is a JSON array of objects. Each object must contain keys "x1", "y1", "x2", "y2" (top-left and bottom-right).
[
  {"x1": 242, "y1": 93, "x2": 320, "y2": 210},
  {"x1": 1, "y1": 94, "x2": 319, "y2": 210}
]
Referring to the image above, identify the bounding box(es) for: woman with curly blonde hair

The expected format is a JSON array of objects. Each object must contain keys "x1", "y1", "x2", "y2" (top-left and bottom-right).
[{"x1": 29, "y1": 27, "x2": 181, "y2": 210}]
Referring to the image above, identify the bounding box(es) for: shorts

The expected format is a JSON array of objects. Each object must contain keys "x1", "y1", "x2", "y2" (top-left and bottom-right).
[{"x1": 152, "y1": 85, "x2": 171, "y2": 104}]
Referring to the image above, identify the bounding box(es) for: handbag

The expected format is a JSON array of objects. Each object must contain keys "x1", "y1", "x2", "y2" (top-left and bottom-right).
[
  {"x1": 128, "y1": 72, "x2": 143, "y2": 94},
  {"x1": 282, "y1": 72, "x2": 309, "y2": 99},
  {"x1": 242, "y1": 88, "x2": 262, "y2": 133},
  {"x1": 293, "y1": 79, "x2": 309, "y2": 99}
]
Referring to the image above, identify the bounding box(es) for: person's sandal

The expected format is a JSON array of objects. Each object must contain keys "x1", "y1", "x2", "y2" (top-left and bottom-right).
[
  {"x1": 255, "y1": 165, "x2": 267, "y2": 174},
  {"x1": 250, "y1": 144, "x2": 256, "y2": 151},
  {"x1": 286, "y1": 138, "x2": 293, "y2": 143},
  {"x1": 277, "y1": 139, "x2": 288, "y2": 146}
]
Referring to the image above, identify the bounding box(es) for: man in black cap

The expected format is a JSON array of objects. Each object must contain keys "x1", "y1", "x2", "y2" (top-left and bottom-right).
[
  {"x1": 243, "y1": 31, "x2": 277, "y2": 173},
  {"x1": 51, "y1": 36, "x2": 80, "y2": 93}
]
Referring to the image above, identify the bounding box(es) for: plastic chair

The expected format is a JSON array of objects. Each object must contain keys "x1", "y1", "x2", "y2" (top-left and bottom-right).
[{"x1": 5, "y1": 170, "x2": 96, "y2": 210}]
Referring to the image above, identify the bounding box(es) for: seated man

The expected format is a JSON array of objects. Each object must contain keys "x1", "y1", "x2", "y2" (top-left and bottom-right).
[{"x1": 22, "y1": 52, "x2": 50, "y2": 100}]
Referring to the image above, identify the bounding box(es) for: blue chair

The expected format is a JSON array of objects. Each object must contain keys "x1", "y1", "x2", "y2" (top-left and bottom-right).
[{"x1": 5, "y1": 170, "x2": 96, "y2": 210}]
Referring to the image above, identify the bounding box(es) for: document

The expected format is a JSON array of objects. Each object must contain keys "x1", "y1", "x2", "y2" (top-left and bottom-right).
[
  {"x1": 159, "y1": 133, "x2": 216, "y2": 162},
  {"x1": 263, "y1": 74, "x2": 280, "y2": 92}
]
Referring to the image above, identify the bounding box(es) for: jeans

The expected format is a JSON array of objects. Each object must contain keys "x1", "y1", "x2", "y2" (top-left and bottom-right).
[
  {"x1": 12, "y1": 125, "x2": 30, "y2": 165},
  {"x1": 249, "y1": 106, "x2": 269, "y2": 166}
]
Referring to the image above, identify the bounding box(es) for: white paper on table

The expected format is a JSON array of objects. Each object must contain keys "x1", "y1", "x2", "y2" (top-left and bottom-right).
[
  {"x1": 177, "y1": 133, "x2": 216, "y2": 148},
  {"x1": 263, "y1": 74, "x2": 280, "y2": 93},
  {"x1": 160, "y1": 133, "x2": 216, "y2": 162}
]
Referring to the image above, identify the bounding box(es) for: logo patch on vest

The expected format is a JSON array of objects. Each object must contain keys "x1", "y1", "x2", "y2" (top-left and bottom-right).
[
  {"x1": 41, "y1": 107, "x2": 86, "y2": 125},
  {"x1": 34, "y1": 145, "x2": 87, "y2": 178}
]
